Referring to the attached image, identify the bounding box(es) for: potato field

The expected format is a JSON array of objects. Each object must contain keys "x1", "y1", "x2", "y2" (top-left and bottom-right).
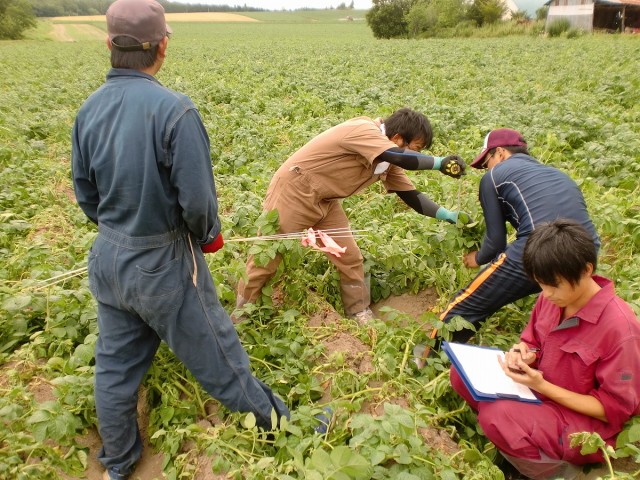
[{"x1": 0, "y1": 10, "x2": 639, "y2": 480}]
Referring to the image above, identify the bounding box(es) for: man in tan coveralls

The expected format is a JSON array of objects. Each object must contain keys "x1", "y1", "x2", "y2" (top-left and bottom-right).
[{"x1": 237, "y1": 108, "x2": 467, "y2": 324}]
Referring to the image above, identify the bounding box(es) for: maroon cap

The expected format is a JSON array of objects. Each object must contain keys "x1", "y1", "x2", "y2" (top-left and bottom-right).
[
  {"x1": 471, "y1": 128, "x2": 527, "y2": 169},
  {"x1": 107, "y1": 0, "x2": 172, "y2": 51}
]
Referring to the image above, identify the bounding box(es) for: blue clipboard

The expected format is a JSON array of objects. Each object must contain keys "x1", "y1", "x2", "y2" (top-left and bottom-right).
[{"x1": 443, "y1": 341, "x2": 541, "y2": 404}]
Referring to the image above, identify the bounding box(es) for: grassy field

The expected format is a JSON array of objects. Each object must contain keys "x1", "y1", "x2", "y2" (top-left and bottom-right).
[{"x1": 0, "y1": 13, "x2": 639, "y2": 479}]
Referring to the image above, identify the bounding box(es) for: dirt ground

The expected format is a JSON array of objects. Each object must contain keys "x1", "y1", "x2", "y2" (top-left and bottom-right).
[
  {"x1": 308, "y1": 289, "x2": 460, "y2": 458},
  {"x1": 371, "y1": 289, "x2": 439, "y2": 321},
  {"x1": 50, "y1": 23, "x2": 105, "y2": 42},
  {"x1": 51, "y1": 24, "x2": 74, "y2": 42},
  {"x1": 49, "y1": 12, "x2": 260, "y2": 44}
]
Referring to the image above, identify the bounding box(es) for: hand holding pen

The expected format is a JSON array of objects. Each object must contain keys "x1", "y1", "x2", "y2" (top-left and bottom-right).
[
  {"x1": 498, "y1": 349, "x2": 545, "y2": 390},
  {"x1": 504, "y1": 342, "x2": 539, "y2": 373}
]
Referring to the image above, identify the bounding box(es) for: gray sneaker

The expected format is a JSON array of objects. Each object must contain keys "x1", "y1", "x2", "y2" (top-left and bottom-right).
[{"x1": 352, "y1": 308, "x2": 374, "y2": 325}]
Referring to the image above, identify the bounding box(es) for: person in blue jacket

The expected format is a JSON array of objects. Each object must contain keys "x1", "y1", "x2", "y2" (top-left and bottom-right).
[
  {"x1": 422, "y1": 128, "x2": 600, "y2": 354},
  {"x1": 71, "y1": 1, "x2": 289, "y2": 478}
]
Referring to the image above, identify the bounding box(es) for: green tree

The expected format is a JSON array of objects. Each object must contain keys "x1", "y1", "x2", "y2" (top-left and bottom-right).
[
  {"x1": 366, "y1": 0, "x2": 412, "y2": 39},
  {"x1": 467, "y1": 0, "x2": 507, "y2": 26},
  {"x1": 407, "y1": 0, "x2": 467, "y2": 37},
  {"x1": 431, "y1": 0, "x2": 466, "y2": 28},
  {"x1": 406, "y1": 1, "x2": 433, "y2": 37},
  {"x1": 511, "y1": 10, "x2": 530, "y2": 23},
  {"x1": 536, "y1": 5, "x2": 549, "y2": 21},
  {"x1": 0, "y1": 0, "x2": 36, "y2": 39}
]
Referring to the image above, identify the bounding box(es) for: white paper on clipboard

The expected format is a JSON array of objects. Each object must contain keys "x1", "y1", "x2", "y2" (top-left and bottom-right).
[{"x1": 444, "y1": 342, "x2": 539, "y2": 402}]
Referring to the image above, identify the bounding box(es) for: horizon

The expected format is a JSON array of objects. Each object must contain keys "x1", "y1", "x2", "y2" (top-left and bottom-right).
[{"x1": 170, "y1": 0, "x2": 373, "y2": 10}]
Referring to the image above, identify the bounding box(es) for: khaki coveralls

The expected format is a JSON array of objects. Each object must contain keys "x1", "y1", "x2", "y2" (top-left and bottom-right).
[{"x1": 238, "y1": 117, "x2": 415, "y2": 315}]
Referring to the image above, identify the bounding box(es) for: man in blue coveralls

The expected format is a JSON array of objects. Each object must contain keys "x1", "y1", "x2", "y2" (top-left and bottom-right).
[
  {"x1": 71, "y1": 0, "x2": 289, "y2": 478},
  {"x1": 421, "y1": 128, "x2": 600, "y2": 356}
]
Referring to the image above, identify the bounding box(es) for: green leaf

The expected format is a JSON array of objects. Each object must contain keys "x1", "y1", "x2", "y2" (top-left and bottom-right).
[
  {"x1": 73, "y1": 343, "x2": 94, "y2": 365},
  {"x1": 380, "y1": 420, "x2": 395, "y2": 434},
  {"x1": 31, "y1": 421, "x2": 49, "y2": 442},
  {"x1": 370, "y1": 450, "x2": 386, "y2": 465},
  {"x1": 242, "y1": 412, "x2": 257, "y2": 429},
  {"x1": 27, "y1": 408, "x2": 53, "y2": 425},
  {"x1": 2, "y1": 294, "x2": 32, "y2": 311},
  {"x1": 329, "y1": 446, "x2": 373, "y2": 479},
  {"x1": 393, "y1": 444, "x2": 413, "y2": 465},
  {"x1": 52, "y1": 410, "x2": 80, "y2": 441},
  {"x1": 256, "y1": 457, "x2": 275, "y2": 469},
  {"x1": 159, "y1": 406, "x2": 175, "y2": 425},
  {"x1": 438, "y1": 468, "x2": 459, "y2": 480},
  {"x1": 51, "y1": 327, "x2": 68, "y2": 338},
  {"x1": 310, "y1": 449, "x2": 332, "y2": 472},
  {"x1": 628, "y1": 423, "x2": 640, "y2": 443},
  {"x1": 305, "y1": 472, "x2": 324, "y2": 480}
]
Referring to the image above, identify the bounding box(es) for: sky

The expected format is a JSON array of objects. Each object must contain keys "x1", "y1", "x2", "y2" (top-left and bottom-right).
[{"x1": 188, "y1": 1, "x2": 373, "y2": 9}]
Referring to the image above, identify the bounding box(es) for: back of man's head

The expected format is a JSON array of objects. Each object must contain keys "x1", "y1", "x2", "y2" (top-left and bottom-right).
[
  {"x1": 523, "y1": 219, "x2": 597, "y2": 287},
  {"x1": 106, "y1": 0, "x2": 171, "y2": 69}
]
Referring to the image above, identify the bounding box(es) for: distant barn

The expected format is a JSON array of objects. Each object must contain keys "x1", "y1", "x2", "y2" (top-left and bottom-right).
[{"x1": 545, "y1": 0, "x2": 640, "y2": 32}]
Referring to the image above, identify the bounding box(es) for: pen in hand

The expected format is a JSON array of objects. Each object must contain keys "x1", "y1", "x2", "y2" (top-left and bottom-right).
[{"x1": 507, "y1": 347, "x2": 539, "y2": 374}]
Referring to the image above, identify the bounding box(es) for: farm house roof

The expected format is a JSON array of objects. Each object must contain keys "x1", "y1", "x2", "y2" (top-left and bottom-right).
[
  {"x1": 596, "y1": 0, "x2": 640, "y2": 4},
  {"x1": 545, "y1": 0, "x2": 640, "y2": 4}
]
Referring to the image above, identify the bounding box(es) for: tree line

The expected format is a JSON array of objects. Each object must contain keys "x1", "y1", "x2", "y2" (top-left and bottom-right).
[
  {"x1": 0, "y1": 0, "x2": 268, "y2": 39},
  {"x1": 366, "y1": 0, "x2": 548, "y2": 38},
  {"x1": 29, "y1": 0, "x2": 268, "y2": 17},
  {"x1": 1, "y1": 0, "x2": 361, "y2": 39}
]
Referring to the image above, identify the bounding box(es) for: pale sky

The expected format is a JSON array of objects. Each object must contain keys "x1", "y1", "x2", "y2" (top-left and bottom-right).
[{"x1": 183, "y1": 1, "x2": 373, "y2": 10}]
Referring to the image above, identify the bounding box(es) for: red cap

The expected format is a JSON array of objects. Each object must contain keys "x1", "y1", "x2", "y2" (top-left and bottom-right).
[{"x1": 471, "y1": 128, "x2": 527, "y2": 169}]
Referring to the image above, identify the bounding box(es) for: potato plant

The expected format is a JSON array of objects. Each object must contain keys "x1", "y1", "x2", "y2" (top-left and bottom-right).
[{"x1": 0, "y1": 12, "x2": 638, "y2": 480}]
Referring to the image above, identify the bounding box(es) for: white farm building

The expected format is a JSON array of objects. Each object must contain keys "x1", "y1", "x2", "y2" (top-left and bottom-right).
[{"x1": 545, "y1": 0, "x2": 640, "y2": 32}]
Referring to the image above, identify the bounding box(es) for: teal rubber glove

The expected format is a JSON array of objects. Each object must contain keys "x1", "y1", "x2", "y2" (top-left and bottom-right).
[{"x1": 436, "y1": 207, "x2": 471, "y2": 225}]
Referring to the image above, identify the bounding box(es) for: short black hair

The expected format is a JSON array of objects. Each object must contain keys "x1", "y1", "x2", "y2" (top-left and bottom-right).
[
  {"x1": 523, "y1": 219, "x2": 598, "y2": 287},
  {"x1": 383, "y1": 108, "x2": 433, "y2": 150},
  {"x1": 110, "y1": 36, "x2": 159, "y2": 69},
  {"x1": 503, "y1": 145, "x2": 530, "y2": 156}
]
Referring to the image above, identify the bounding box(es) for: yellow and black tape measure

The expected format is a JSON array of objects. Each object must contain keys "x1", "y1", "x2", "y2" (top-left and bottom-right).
[{"x1": 446, "y1": 162, "x2": 462, "y2": 176}]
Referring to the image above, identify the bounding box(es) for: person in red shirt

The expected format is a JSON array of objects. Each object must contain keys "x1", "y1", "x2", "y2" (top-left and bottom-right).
[{"x1": 450, "y1": 219, "x2": 640, "y2": 479}]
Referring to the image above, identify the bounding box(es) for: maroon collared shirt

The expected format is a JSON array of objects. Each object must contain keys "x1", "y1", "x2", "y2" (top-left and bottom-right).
[{"x1": 521, "y1": 275, "x2": 640, "y2": 436}]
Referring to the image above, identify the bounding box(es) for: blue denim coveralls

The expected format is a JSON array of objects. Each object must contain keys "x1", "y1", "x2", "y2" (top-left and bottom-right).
[{"x1": 72, "y1": 69, "x2": 289, "y2": 477}]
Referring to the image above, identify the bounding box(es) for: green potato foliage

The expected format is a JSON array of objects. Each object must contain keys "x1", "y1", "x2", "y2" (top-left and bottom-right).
[{"x1": 0, "y1": 14, "x2": 638, "y2": 479}]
